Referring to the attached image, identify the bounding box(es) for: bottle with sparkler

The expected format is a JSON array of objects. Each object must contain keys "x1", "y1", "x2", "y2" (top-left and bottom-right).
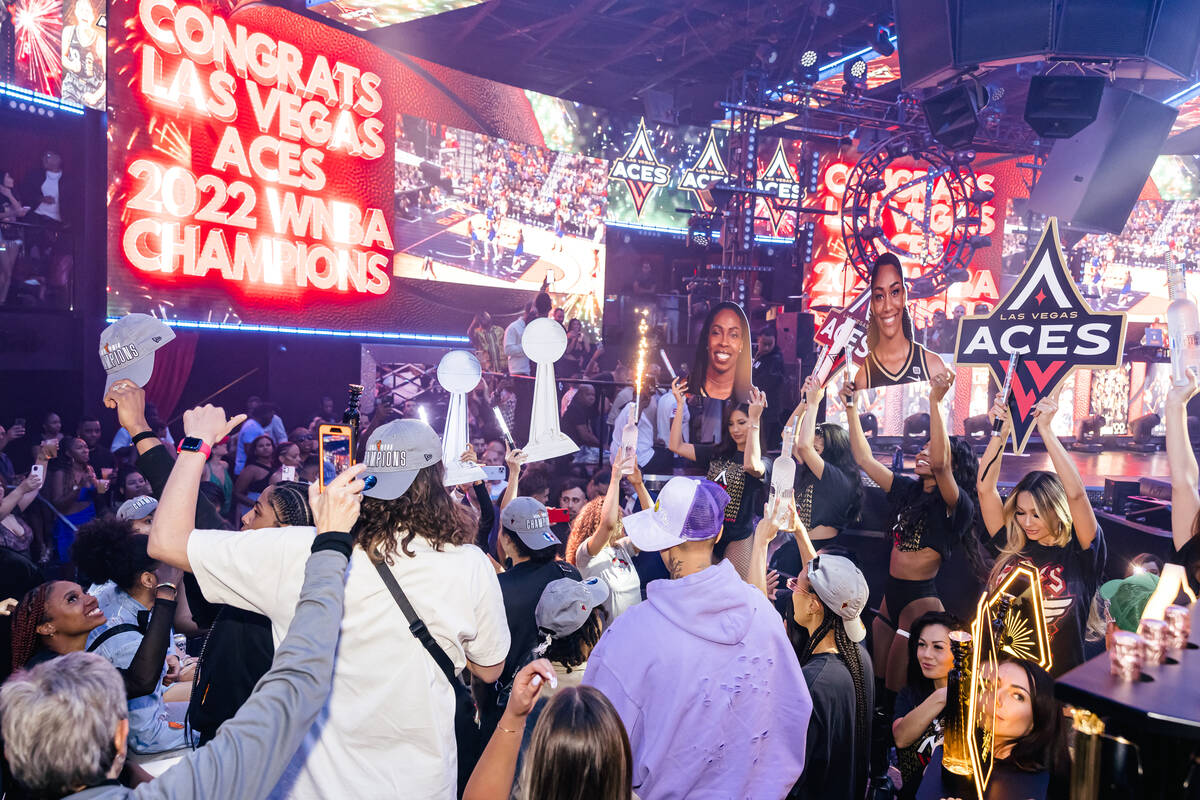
[
  {"x1": 343, "y1": 384, "x2": 364, "y2": 449},
  {"x1": 1167, "y1": 249, "x2": 1200, "y2": 386},
  {"x1": 620, "y1": 317, "x2": 650, "y2": 476},
  {"x1": 943, "y1": 630, "x2": 975, "y2": 782}
]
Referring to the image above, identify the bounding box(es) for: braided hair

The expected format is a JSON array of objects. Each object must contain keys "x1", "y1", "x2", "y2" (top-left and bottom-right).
[
  {"x1": 269, "y1": 481, "x2": 314, "y2": 527},
  {"x1": 11, "y1": 582, "x2": 54, "y2": 671},
  {"x1": 799, "y1": 602, "x2": 870, "y2": 790}
]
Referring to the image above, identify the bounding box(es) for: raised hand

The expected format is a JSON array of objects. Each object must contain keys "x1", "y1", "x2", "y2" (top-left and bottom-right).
[
  {"x1": 182, "y1": 404, "x2": 247, "y2": 446},
  {"x1": 802, "y1": 375, "x2": 823, "y2": 407},
  {"x1": 504, "y1": 446, "x2": 528, "y2": 470},
  {"x1": 748, "y1": 386, "x2": 767, "y2": 422},
  {"x1": 103, "y1": 380, "x2": 150, "y2": 435},
  {"x1": 988, "y1": 396, "x2": 1012, "y2": 435},
  {"x1": 839, "y1": 373, "x2": 857, "y2": 406},
  {"x1": 670, "y1": 376, "x2": 688, "y2": 407},
  {"x1": 504, "y1": 658, "x2": 557, "y2": 719},
  {"x1": 930, "y1": 369, "x2": 955, "y2": 404},
  {"x1": 309, "y1": 463, "x2": 365, "y2": 532},
  {"x1": 1032, "y1": 389, "x2": 1060, "y2": 432},
  {"x1": 1167, "y1": 366, "x2": 1200, "y2": 408}
]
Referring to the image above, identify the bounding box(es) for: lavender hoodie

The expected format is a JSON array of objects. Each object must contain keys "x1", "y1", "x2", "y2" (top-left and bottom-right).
[{"x1": 584, "y1": 559, "x2": 813, "y2": 800}]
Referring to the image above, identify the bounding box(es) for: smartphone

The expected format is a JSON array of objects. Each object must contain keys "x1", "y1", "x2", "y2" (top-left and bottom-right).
[
  {"x1": 317, "y1": 424, "x2": 354, "y2": 491},
  {"x1": 547, "y1": 507, "x2": 570, "y2": 525},
  {"x1": 481, "y1": 465, "x2": 507, "y2": 481},
  {"x1": 281, "y1": 465, "x2": 297, "y2": 482},
  {"x1": 30, "y1": 463, "x2": 44, "y2": 483}
]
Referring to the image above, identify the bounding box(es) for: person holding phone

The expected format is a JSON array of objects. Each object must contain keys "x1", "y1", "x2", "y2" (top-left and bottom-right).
[{"x1": 149, "y1": 411, "x2": 509, "y2": 799}]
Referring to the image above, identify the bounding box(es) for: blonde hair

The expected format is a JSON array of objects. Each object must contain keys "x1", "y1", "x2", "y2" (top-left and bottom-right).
[{"x1": 987, "y1": 471, "x2": 1072, "y2": 589}]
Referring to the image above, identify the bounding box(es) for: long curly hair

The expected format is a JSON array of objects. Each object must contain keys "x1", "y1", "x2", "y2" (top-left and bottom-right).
[
  {"x1": 354, "y1": 463, "x2": 473, "y2": 562},
  {"x1": 565, "y1": 497, "x2": 619, "y2": 566},
  {"x1": 11, "y1": 583, "x2": 54, "y2": 671}
]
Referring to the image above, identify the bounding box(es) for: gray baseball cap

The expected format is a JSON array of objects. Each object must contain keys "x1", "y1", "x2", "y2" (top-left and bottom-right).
[
  {"x1": 536, "y1": 577, "x2": 609, "y2": 637},
  {"x1": 116, "y1": 495, "x2": 158, "y2": 521},
  {"x1": 361, "y1": 419, "x2": 443, "y2": 500},
  {"x1": 100, "y1": 314, "x2": 176, "y2": 392},
  {"x1": 500, "y1": 496, "x2": 560, "y2": 550}
]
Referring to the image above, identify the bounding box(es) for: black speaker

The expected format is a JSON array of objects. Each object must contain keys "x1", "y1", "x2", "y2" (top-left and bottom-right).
[
  {"x1": 1027, "y1": 88, "x2": 1178, "y2": 234},
  {"x1": 1024, "y1": 75, "x2": 1105, "y2": 139},
  {"x1": 1056, "y1": 0, "x2": 1200, "y2": 78},
  {"x1": 893, "y1": 0, "x2": 956, "y2": 89},
  {"x1": 956, "y1": 0, "x2": 1054, "y2": 66},
  {"x1": 922, "y1": 83, "x2": 983, "y2": 148},
  {"x1": 1103, "y1": 478, "x2": 1140, "y2": 515}
]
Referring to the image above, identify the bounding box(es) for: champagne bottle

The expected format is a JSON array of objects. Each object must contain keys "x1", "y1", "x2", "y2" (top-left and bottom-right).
[
  {"x1": 619, "y1": 405, "x2": 639, "y2": 476},
  {"x1": 767, "y1": 414, "x2": 798, "y2": 520},
  {"x1": 343, "y1": 384, "x2": 364, "y2": 450},
  {"x1": 1167, "y1": 254, "x2": 1200, "y2": 386}
]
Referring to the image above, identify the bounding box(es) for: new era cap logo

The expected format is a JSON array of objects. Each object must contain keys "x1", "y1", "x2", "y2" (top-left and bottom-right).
[
  {"x1": 524, "y1": 512, "x2": 549, "y2": 530},
  {"x1": 152, "y1": 336, "x2": 163, "y2": 343},
  {"x1": 101, "y1": 343, "x2": 140, "y2": 370},
  {"x1": 425, "y1": 453, "x2": 433, "y2": 462}
]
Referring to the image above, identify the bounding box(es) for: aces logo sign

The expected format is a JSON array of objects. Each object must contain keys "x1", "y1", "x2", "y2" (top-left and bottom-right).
[
  {"x1": 609, "y1": 118, "x2": 671, "y2": 217},
  {"x1": 679, "y1": 129, "x2": 728, "y2": 212},
  {"x1": 955, "y1": 219, "x2": 1127, "y2": 453},
  {"x1": 756, "y1": 140, "x2": 801, "y2": 235}
]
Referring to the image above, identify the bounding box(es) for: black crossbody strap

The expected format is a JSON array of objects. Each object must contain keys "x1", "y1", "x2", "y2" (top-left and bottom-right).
[
  {"x1": 373, "y1": 560, "x2": 459, "y2": 687},
  {"x1": 86, "y1": 623, "x2": 141, "y2": 653}
]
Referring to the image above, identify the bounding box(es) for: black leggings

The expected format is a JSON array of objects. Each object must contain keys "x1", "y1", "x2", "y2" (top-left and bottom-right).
[{"x1": 879, "y1": 575, "x2": 939, "y2": 630}]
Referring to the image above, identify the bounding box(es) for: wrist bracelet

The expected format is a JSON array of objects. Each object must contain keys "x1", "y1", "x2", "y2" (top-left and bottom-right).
[
  {"x1": 156, "y1": 582, "x2": 177, "y2": 593},
  {"x1": 131, "y1": 431, "x2": 157, "y2": 446},
  {"x1": 497, "y1": 723, "x2": 523, "y2": 734}
]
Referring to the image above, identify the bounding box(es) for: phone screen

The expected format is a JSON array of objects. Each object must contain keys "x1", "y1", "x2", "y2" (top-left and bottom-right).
[
  {"x1": 280, "y1": 465, "x2": 297, "y2": 483},
  {"x1": 319, "y1": 429, "x2": 353, "y2": 487}
]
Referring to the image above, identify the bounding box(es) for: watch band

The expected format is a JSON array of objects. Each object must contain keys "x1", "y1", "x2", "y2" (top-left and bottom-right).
[
  {"x1": 130, "y1": 430, "x2": 157, "y2": 446},
  {"x1": 177, "y1": 438, "x2": 212, "y2": 458}
]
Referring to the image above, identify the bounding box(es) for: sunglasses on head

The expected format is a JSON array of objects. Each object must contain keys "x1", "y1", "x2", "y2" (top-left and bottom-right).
[{"x1": 785, "y1": 556, "x2": 822, "y2": 595}]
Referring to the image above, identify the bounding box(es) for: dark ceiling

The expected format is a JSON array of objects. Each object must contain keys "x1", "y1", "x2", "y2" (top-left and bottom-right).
[{"x1": 339, "y1": 0, "x2": 895, "y2": 125}]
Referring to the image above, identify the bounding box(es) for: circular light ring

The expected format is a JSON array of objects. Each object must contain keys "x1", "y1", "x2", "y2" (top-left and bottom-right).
[
  {"x1": 840, "y1": 134, "x2": 989, "y2": 299},
  {"x1": 801, "y1": 50, "x2": 818, "y2": 67}
]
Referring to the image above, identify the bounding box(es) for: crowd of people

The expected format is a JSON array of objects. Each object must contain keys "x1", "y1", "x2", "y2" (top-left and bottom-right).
[
  {"x1": 0, "y1": 149, "x2": 76, "y2": 308},
  {"x1": 0, "y1": 262, "x2": 1197, "y2": 799}
]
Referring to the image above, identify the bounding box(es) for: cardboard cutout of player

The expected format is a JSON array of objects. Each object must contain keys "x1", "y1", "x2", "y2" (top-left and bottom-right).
[{"x1": 853, "y1": 254, "x2": 946, "y2": 389}]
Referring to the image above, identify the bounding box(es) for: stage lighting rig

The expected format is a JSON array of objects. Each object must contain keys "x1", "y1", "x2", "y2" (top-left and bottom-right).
[
  {"x1": 844, "y1": 57, "x2": 868, "y2": 94},
  {"x1": 871, "y1": 25, "x2": 895, "y2": 57},
  {"x1": 840, "y1": 133, "x2": 993, "y2": 299},
  {"x1": 798, "y1": 49, "x2": 820, "y2": 84}
]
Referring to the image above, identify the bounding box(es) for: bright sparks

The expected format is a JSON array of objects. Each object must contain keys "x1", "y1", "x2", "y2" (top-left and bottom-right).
[{"x1": 13, "y1": 0, "x2": 64, "y2": 97}]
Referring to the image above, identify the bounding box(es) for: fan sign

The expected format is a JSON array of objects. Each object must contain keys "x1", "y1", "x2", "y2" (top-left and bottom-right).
[{"x1": 955, "y1": 218, "x2": 1127, "y2": 453}]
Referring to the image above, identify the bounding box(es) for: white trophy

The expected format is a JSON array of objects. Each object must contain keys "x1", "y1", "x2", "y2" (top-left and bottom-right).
[
  {"x1": 521, "y1": 317, "x2": 579, "y2": 463},
  {"x1": 436, "y1": 350, "x2": 487, "y2": 486}
]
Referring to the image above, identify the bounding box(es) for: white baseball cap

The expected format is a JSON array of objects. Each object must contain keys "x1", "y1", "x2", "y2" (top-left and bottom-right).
[
  {"x1": 500, "y1": 496, "x2": 560, "y2": 551},
  {"x1": 622, "y1": 476, "x2": 729, "y2": 553},
  {"x1": 116, "y1": 495, "x2": 158, "y2": 521},
  {"x1": 361, "y1": 419, "x2": 443, "y2": 500},
  {"x1": 100, "y1": 314, "x2": 176, "y2": 392},
  {"x1": 806, "y1": 554, "x2": 869, "y2": 643}
]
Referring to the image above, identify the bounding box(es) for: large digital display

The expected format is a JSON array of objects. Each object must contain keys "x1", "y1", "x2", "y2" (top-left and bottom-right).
[
  {"x1": 304, "y1": 0, "x2": 487, "y2": 31},
  {"x1": 391, "y1": 116, "x2": 607, "y2": 320}
]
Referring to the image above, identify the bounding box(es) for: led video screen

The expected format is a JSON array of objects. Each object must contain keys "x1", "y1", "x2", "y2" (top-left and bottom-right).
[
  {"x1": 304, "y1": 0, "x2": 486, "y2": 31},
  {"x1": 391, "y1": 116, "x2": 607, "y2": 322}
]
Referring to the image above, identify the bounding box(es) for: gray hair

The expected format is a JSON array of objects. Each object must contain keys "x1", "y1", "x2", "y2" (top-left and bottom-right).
[{"x1": 0, "y1": 652, "x2": 127, "y2": 795}]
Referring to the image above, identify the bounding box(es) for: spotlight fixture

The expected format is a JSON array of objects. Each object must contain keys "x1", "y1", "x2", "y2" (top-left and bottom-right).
[
  {"x1": 859, "y1": 225, "x2": 884, "y2": 240},
  {"x1": 871, "y1": 25, "x2": 895, "y2": 57},
  {"x1": 969, "y1": 188, "x2": 995, "y2": 203},
  {"x1": 844, "y1": 57, "x2": 868, "y2": 93},
  {"x1": 886, "y1": 138, "x2": 911, "y2": 159},
  {"x1": 756, "y1": 43, "x2": 780, "y2": 67},
  {"x1": 798, "y1": 49, "x2": 820, "y2": 83},
  {"x1": 862, "y1": 177, "x2": 886, "y2": 193},
  {"x1": 815, "y1": 0, "x2": 837, "y2": 19}
]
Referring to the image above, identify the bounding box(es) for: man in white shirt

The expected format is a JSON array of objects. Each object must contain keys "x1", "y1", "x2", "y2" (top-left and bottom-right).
[
  {"x1": 504, "y1": 306, "x2": 534, "y2": 376},
  {"x1": 149, "y1": 409, "x2": 510, "y2": 800}
]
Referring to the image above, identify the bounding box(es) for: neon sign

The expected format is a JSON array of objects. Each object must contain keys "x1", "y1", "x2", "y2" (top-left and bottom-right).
[
  {"x1": 609, "y1": 117, "x2": 671, "y2": 217},
  {"x1": 113, "y1": 0, "x2": 393, "y2": 299}
]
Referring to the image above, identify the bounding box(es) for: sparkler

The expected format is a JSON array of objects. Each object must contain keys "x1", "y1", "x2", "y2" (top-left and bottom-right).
[
  {"x1": 620, "y1": 311, "x2": 650, "y2": 475},
  {"x1": 493, "y1": 405, "x2": 515, "y2": 449},
  {"x1": 13, "y1": 0, "x2": 64, "y2": 97}
]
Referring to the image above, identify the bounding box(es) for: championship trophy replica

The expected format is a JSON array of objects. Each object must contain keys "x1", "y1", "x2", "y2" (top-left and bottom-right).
[
  {"x1": 520, "y1": 317, "x2": 578, "y2": 463},
  {"x1": 943, "y1": 565, "x2": 1052, "y2": 799},
  {"x1": 436, "y1": 351, "x2": 487, "y2": 486}
]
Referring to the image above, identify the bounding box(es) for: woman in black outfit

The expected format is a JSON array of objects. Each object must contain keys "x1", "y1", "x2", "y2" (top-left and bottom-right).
[{"x1": 843, "y1": 370, "x2": 983, "y2": 693}]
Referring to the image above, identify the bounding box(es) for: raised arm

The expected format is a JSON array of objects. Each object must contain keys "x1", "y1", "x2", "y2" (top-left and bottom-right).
[
  {"x1": 584, "y1": 456, "x2": 626, "y2": 559},
  {"x1": 893, "y1": 687, "x2": 948, "y2": 749},
  {"x1": 463, "y1": 660, "x2": 557, "y2": 800},
  {"x1": 0, "y1": 473, "x2": 41, "y2": 518},
  {"x1": 629, "y1": 458, "x2": 652, "y2": 511},
  {"x1": 147, "y1": 406, "x2": 245, "y2": 573},
  {"x1": 1034, "y1": 389, "x2": 1097, "y2": 549},
  {"x1": 133, "y1": 470, "x2": 361, "y2": 800},
  {"x1": 667, "y1": 377, "x2": 696, "y2": 461},
  {"x1": 1166, "y1": 369, "x2": 1200, "y2": 551},
  {"x1": 842, "y1": 374, "x2": 894, "y2": 491},
  {"x1": 500, "y1": 446, "x2": 526, "y2": 511},
  {"x1": 743, "y1": 386, "x2": 767, "y2": 478},
  {"x1": 977, "y1": 397, "x2": 1010, "y2": 537},
  {"x1": 928, "y1": 370, "x2": 960, "y2": 508},
  {"x1": 119, "y1": 569, "x2": 181, "y2": 699},
  {"x1": 794, "y1": 377, "x2": 825, "y2": 477}
]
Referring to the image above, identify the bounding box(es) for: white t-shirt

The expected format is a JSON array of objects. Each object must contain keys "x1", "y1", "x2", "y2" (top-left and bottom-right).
[
  {"x1": 187, "y1": 526, "x2": 510, "y2": 800},
  {"x1": 575, "y1": 539, "x2": 641, "y2": 620},
  {"x1": 35, "y1": 171, "x2": 62, "y2": 220}
]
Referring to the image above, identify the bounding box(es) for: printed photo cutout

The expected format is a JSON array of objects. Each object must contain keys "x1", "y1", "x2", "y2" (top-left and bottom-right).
[
  {"x1": 690, "y1": 301, "x2": 753, "y2": 402},
  {"x1": 854, "y1": 254, "x2": 946, "y2": 389},
  {"x1": 812, "y1": 288, "x2": 869, "y2": 387},
  {"x1": 954, "y1": 218, "x2": 1127, "y2": 454}
]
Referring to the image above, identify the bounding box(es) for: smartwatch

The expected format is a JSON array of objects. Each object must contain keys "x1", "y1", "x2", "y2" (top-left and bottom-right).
[{"x1": 177, "y1": 437, "x2": 212, "y2": 458}]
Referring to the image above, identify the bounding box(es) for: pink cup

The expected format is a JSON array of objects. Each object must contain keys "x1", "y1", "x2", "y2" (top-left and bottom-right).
[
  {"x1": 1138, "y1": 619, "x2": 1170, "y2": 665},
  {"x1": 1164, "y1": 605, "x2": 1191, "y2": 650},
  {"x1": 1110, "y1": 631, "x2": 1145, "y2": 680}
]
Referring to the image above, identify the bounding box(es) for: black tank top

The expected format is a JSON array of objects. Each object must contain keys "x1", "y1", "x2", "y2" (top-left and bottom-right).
[{"x1": 863, "y1": 342, "x2": 931, "y2": 388}]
